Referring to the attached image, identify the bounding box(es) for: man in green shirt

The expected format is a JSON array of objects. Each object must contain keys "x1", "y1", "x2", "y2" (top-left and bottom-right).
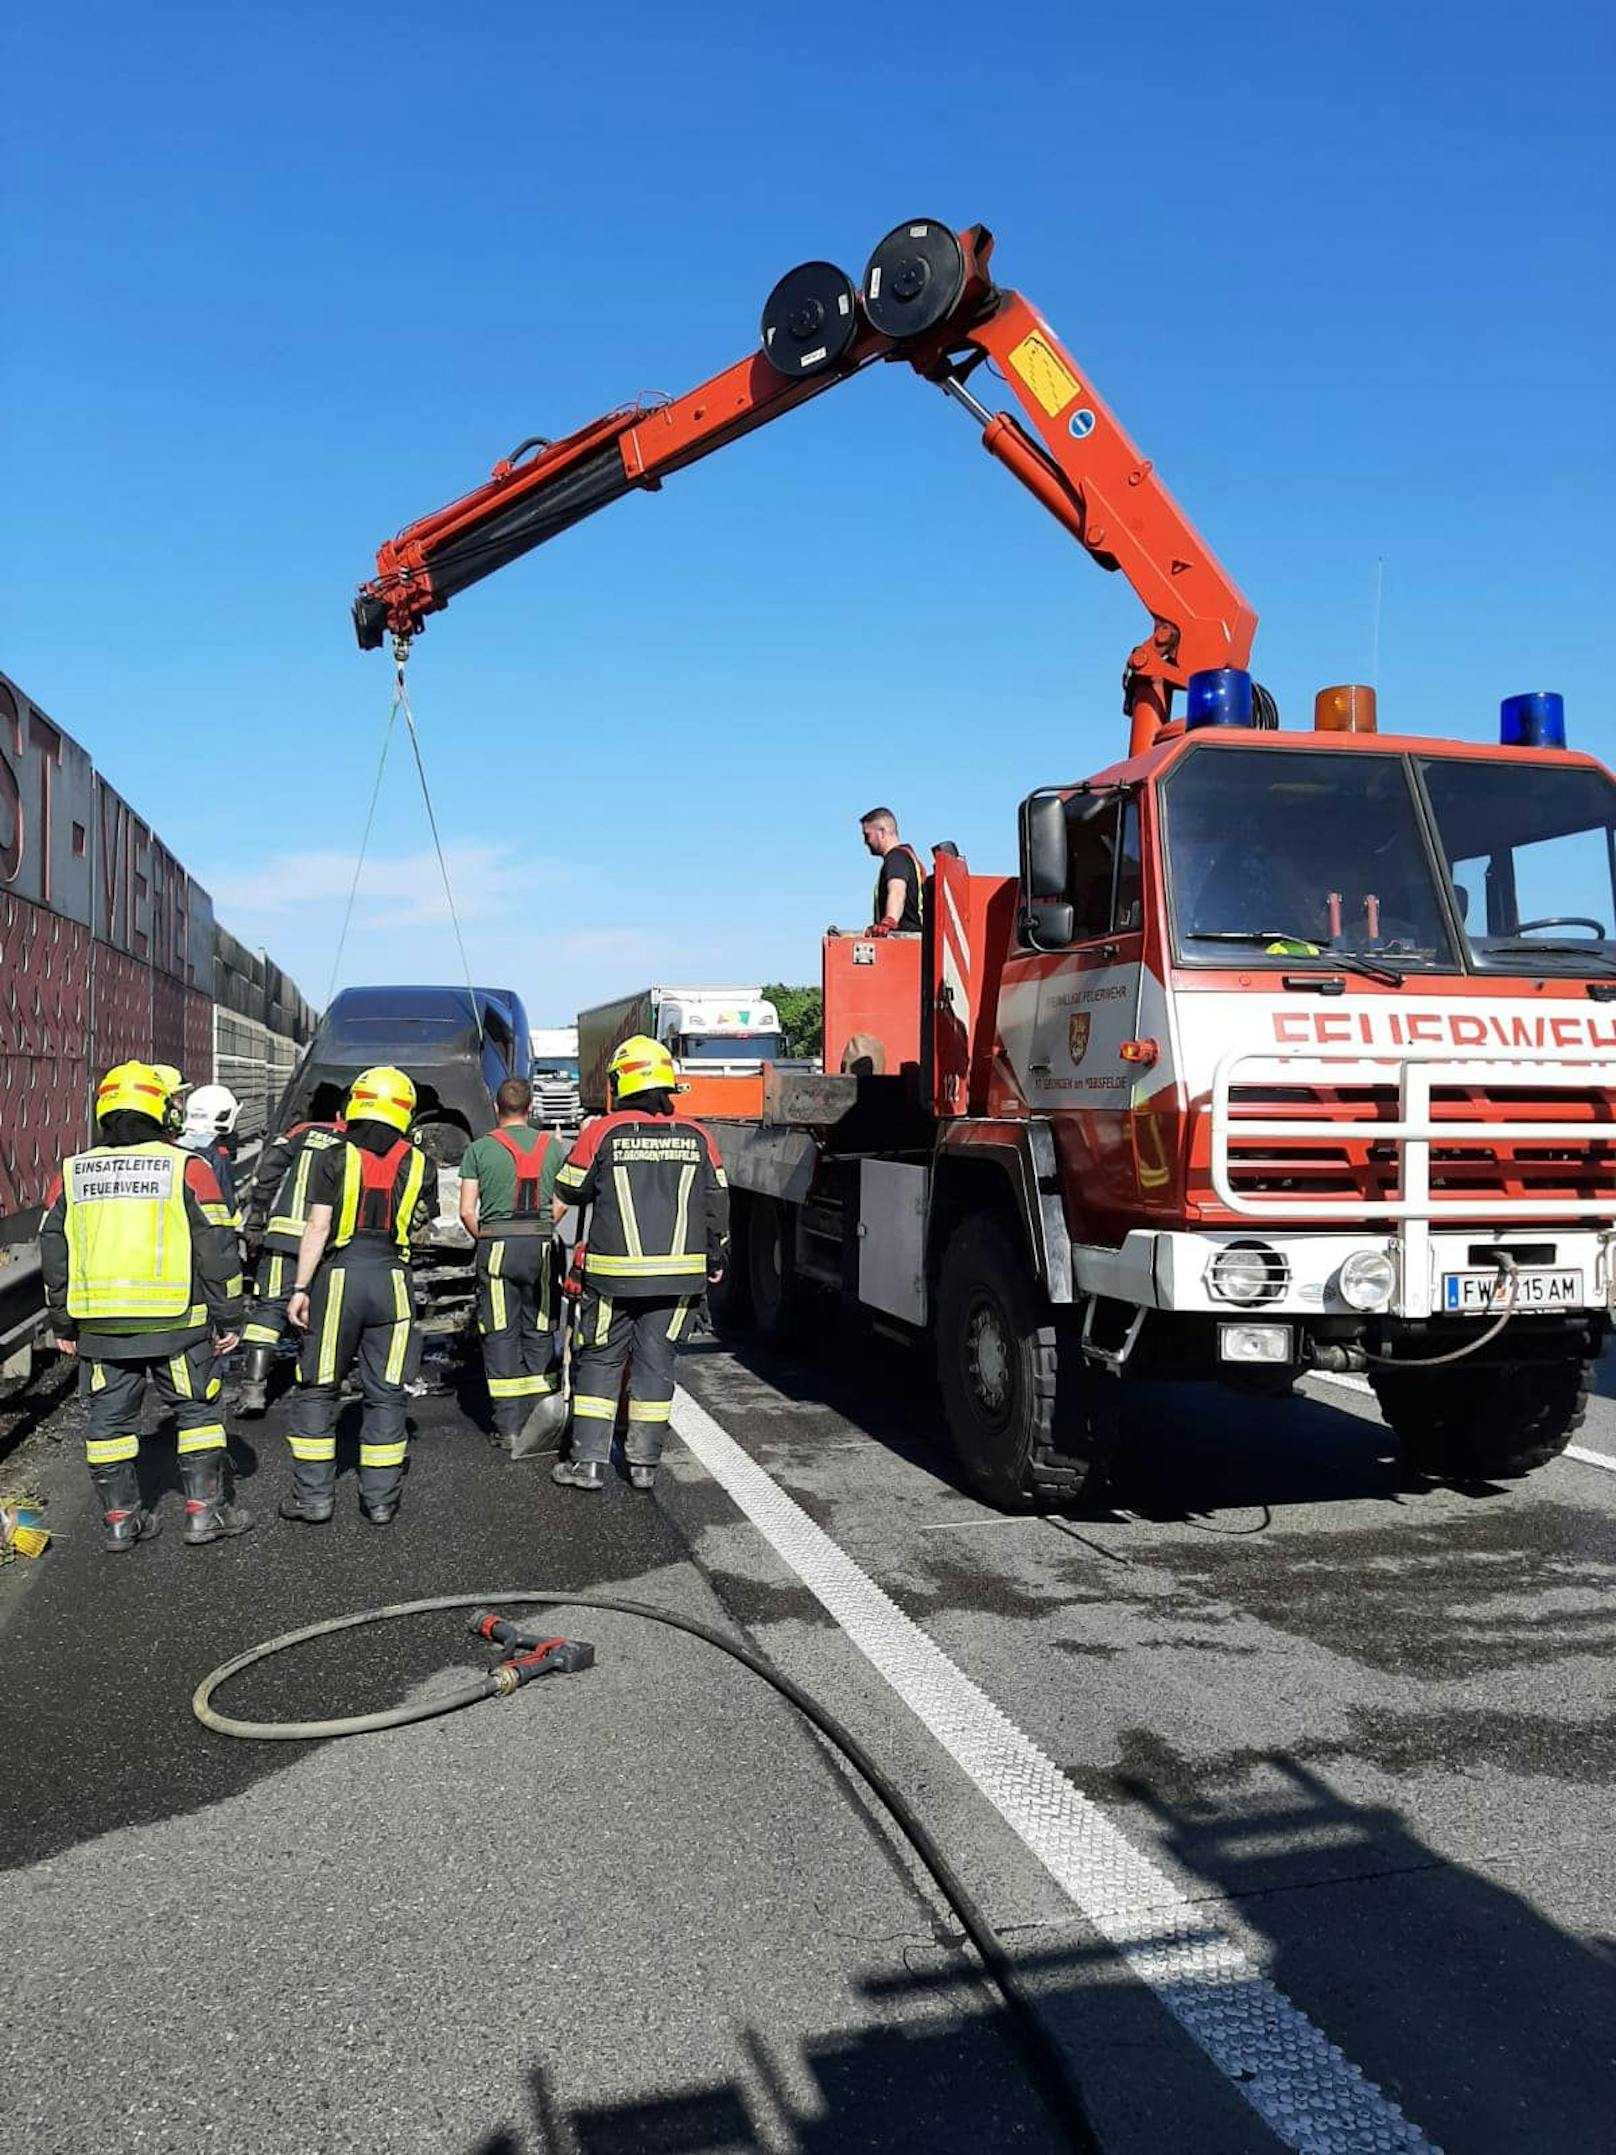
[{"x1": 458, "y1": 1079, "x2": 563, "y2": 1451}]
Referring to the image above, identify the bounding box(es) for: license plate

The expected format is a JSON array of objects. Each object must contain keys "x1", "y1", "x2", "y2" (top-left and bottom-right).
[{"x1": 1442, "y1": 1268, "x2": 1581, "y2": 1312}]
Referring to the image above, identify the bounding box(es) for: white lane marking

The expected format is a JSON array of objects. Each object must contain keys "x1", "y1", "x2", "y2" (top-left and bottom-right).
[
  {"x1": 1305, "y1": 1371, "x2": 1375, "y2": 1398},
  {"x1": 1565, "y1": 1444, "x2": 1616, "y2": 1475},
  {"x1": 671, "y1": 1384, "x2": 1435, "y2": 2154}
]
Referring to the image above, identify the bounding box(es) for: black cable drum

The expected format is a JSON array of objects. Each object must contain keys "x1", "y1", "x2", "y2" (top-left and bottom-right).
[
  {"x1": 759, "y1": 260, "x2": 860, "y2": 378},
  {"x1": 861, "y1": 219, "x2": 967, "y2": 341}
]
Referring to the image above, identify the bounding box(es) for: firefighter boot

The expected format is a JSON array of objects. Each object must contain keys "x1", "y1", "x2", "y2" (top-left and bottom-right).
[
  {"x1": 236, "y1": 1343, "x2": 275, "y2": 1418},
  {"x1": 93, "y1": 1463, "x2": 161, "y2": 1554},
  {"x1": 181, "y1": 1452, "x2": 256, "y2": 1545},
  {"x1": 627, "y1": 1464, "x2": 657, "y2": 1492},
  {"x1": 551, "y1": 1459, "x2": 605, "y2": 1491}
]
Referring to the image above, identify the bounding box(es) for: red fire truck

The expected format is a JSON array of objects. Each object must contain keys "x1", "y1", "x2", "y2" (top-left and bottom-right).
[{"x1": 357, "y1": 219, "x2": 1615, "y2": 1505}]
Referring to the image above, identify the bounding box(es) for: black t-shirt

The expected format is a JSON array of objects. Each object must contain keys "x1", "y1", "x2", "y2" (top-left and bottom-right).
[{"x1": 872, "y1": 844, "x2": 924, "y2": 932}]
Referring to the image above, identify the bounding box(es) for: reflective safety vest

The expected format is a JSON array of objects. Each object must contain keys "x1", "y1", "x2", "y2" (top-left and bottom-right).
[
  {"x1": 61, "y1": 1142, "x2": 194, "y2": 1322},
  {"x1": 872, "y1": 843, "x2": 925, "y2": 927},
  {"x1": 333, "y1": 1139, "x2": 427, "y2": 1258},
  {"x1": 265, "y1": 1126, "x2": 344, "y2": 1252},
  {"x1": 482, "y1": 1127, "x2": 555, "y2": 1236}
]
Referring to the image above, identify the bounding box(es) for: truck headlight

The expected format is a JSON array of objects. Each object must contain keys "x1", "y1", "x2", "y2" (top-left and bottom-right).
[
  {"x1": 1336, "y1": 1249, "x2": 1396, "y2": 1312},
  {"x1": 1208, "y1": 1241, "x2": 1287, "y2": 1305}
]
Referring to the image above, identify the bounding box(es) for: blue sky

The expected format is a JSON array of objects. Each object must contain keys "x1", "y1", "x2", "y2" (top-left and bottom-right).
[{"x1": 4, "y1": 1, "x2": 1611, "y2": 1025}]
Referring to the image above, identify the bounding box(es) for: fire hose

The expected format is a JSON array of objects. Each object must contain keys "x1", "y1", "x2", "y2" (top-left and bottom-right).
[{"x1": 193, "y1": 1591, "x2": 1101, "y2": 2153}]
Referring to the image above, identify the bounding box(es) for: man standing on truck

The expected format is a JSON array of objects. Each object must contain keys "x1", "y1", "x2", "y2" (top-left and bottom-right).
[
  {"x1": 236, "y1": 1082, "x2": 347, "y2": 1417},
  {"x1": 40, "y1": 1060, "x2": 254, "y2": 1552},
  {"x1": 281, "y1": 1066, "x2": 439, "y2": 1527},
  {"x1": 458, "y1": 1077, "x2": 564, "y2": 1452},
  {"x1": 860, "y1": 807, "x2": 924, "y2": 935},
  {"x1": 550, "y1": 1036, "x2": 728, "y2": 1492}
]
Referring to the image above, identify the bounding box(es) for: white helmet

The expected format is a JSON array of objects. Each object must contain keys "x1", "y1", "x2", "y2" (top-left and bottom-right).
[{"x1": 183, "y1": 1083, "x2": 241, "y2": 1146}]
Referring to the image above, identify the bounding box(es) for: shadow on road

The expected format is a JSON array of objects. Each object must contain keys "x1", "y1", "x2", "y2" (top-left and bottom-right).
[{"x1": 457, "y1": 1756, "x2": 1616, "y2": 2155}]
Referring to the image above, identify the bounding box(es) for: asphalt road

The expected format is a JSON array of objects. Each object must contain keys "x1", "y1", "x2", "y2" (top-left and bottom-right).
[{"x1": 2, "y1": 1324, "x2": 1614, "y2": 2154}]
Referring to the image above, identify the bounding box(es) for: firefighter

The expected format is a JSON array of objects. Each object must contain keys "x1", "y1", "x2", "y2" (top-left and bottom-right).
[
  {"x1": 281, "y1": 1066, "x2": 439, "y2": 1526},
  {"x1": 39, "y1": 1060, "x2": 253, "y2": 1552},
  {"x1": 551, "y1": 1036, "x2": 728, "y2": 1492},
  {"x1": 859, "y1": 806, "x2": 924, "y2": 935},
  {"x1": 458, "y1": 1077, "x2": 564, "y2": 1452},
  {"x1": 181, "y1": 1082, "x2": 243, "y2": 1212},
  {"x1": 236, "y1": 1082, "x2": 347, "y2": 1417}
]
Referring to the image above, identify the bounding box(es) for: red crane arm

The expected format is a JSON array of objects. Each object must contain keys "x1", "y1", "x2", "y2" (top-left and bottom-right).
[{"x1": 354, "y1": 223, "x2": 1256, "y2": 753}]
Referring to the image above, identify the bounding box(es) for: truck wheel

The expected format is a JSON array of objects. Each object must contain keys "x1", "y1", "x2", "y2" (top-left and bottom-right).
[
  {"x1": 707, "y1": 1193, "x2": 754, "y2": 1333},
  {"x1": 935, "y1": 1213, "x2": 1114, "y2": 1511},
  {"x1": 748, "y1": 1196, "x2": 811, "y2": 1346},
  {"x1": 1369, "y1": 1357, "x2": 1590, "y2": 1481}
]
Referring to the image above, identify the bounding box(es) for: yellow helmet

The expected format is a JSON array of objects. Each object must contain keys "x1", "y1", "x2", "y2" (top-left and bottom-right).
[
  {"x1": 608, "y1": 1034, "x2": 678, "y2": 1101},
  {"x1": 345, "y1": 1064, "x2": 417, "y2": 1134},
  {"x1": 95, "y1": 1060, "x2": 173, "y2": 1125},
  {"x1": 150, "y1": 1063, "x2": 186, "y2": 1131}
]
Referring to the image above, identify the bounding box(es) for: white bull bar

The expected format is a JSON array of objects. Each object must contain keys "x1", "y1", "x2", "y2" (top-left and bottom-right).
[{"x1": 1208, "y1": 1046, "x2": 1616, "y2": 1319}]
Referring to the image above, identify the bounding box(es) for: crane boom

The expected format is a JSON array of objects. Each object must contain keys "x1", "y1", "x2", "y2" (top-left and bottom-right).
[{"x1": 354, "y1": 221, "x2": 1256, "y2": 754}]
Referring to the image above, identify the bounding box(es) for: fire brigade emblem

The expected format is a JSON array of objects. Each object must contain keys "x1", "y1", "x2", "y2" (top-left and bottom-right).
[{"x1": 1068, "y1": 1012, "x2": 1091, "y2": 1066}]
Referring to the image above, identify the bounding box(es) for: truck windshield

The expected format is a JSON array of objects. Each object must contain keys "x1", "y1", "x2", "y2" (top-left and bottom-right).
[
  {"x1": 679, "y1": 1035, "x2": 783, "y2": 1062},
  {"x1": 1418, "y1": 757, "x2": 1616, "y2": 974},
  {"x1": 1164, "y1": 746, "x2": 1457, "y2": 970}
]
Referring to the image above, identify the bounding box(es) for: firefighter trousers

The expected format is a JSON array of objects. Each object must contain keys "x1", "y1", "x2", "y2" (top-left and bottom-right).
[
  {"x1": 243, "y1": 1249, "x2": 297, "y2": 1347},
  {"x1": 287, "y1": 1248, "x2": 415, "y2": 1507},
  {"x1": 569, "y1": 1287, "x2": 698, "y2": 1467},
  {"x1": 81, "y1": 1340, "x2": 228, "y2": 1491},
  {"x1": 476, "y1": 1233, "x2": 559, "y2": 1436}
]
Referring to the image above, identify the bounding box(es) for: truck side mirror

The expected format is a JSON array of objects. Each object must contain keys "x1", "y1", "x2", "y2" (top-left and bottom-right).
[{"x1": 1019, "y1": 792, "x2": 1073, "y2": 949}]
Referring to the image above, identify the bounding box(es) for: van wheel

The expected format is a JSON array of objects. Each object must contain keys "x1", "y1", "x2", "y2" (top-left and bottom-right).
[
  {"x1": 1370, "y1": 1357, "x2": 1589, "y2": 1480},
  {"x1": 936, "y1": 1213, "x2": 1114, "y2": 1510}
]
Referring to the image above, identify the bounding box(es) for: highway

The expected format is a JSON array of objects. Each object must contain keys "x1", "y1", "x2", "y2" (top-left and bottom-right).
[{"x1": 2, "y1": 1324, "x2": 1614, "y2": 2154}]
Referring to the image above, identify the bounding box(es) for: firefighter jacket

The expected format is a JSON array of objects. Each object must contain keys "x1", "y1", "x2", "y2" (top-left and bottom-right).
[
  {"x1": 305, "y1": 1130, "x2": 441, "y2": 1264},
  {"x1": 41, "y1": 1138, "x2": 245, "y2": 1360},
  {"x1": 555, "y1": 1110, "x2": 728, "y2": 1297},
  {"x1": 246, "y1": 1122, "x2": 346, "y2": 1255}
]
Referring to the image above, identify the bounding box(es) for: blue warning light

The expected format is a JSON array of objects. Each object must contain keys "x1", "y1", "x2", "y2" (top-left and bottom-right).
[
  {"x1": 1500, "y1": 692, "x2": 1567, "y2": 749},
  {"x1": 1185, "y1": 668, "x2": 1255, "y2": 730}
]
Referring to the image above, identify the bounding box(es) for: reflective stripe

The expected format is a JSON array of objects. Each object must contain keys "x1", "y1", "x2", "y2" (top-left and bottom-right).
[
  {"x1": 201, "y1": 1202, "x2": 234, "y2": 1227},
  {"x1": 533, "y1": 1371, "x2": 560, "y2": 1395},
  {"x1": 225, "y1": 1273, "x2": 244, "y2": 1297},
  {"x1": 613, "y1": 1166, "x2": 644, "y2": 1259},
  {"x1": 384, "y1": 1269, "x2": 410, "y2": 1386},
  {"x1": 554, "y1": 1162, "x2": 586, "y2": 1191},
  {"x1": 488, "y1": 1374, "x2": 544, "y2": 1398},
  {"x1": 169, "y1": 1354, "x2": 193, "y2": 1400},
  {"x1": 317, "y1": 1269, "x2": 346, "y2": 1387},
  {"x1": 242, "y1": 1323, "x2": 281, "y2": 1344},
  {"x1": 713, "y1": 1165, "x2": 729, "y2": 1188},
  {"x1": 668, "y1": 1297, "x2": 696, "y2": 1341},
  {"x1": 588, "y1": 1253, "x2": 706, "y2": 1278},
  {"x1": 177, "y1": 1422, "x2": 227, "y2": 1454},
  {"x1": 669, "y1": 1163, "x2": 695, "y2": 1260},
  {"x1": 360, "y1": 1439, "x2": 408, "y2": 1467},
  {"x1": 572, "y1": 1395, "x2": 617, "y2": 1421},
  {"x1": 287, "y1": 1433, "x2": 336, "y2": 1462},
  {"x1": 206, "y1": 1374, "x2": 222, "y2": 1401},
  {"x1": 627, "y1": 1399, "x2": 672, "y2": 1423},
  {"x1": 86, "y1": 1433, "x2": 139, "y2": 1464},
  {"x1": 268, "y1": 1139, "x2": 327, "y2": 1241},
  {"x1": 594, "y1": 1293, "x2": 613, "y2": 1346},
  {"x1": 264, "y1": 1254, "x2": 288, "y2": 1298},
  {"x1": 489, "y1": 1240, "x2": 508, "y2": 1333},
  {"x1": 89, "y1": 1362, "x2": 107, "y2": 1394}
]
